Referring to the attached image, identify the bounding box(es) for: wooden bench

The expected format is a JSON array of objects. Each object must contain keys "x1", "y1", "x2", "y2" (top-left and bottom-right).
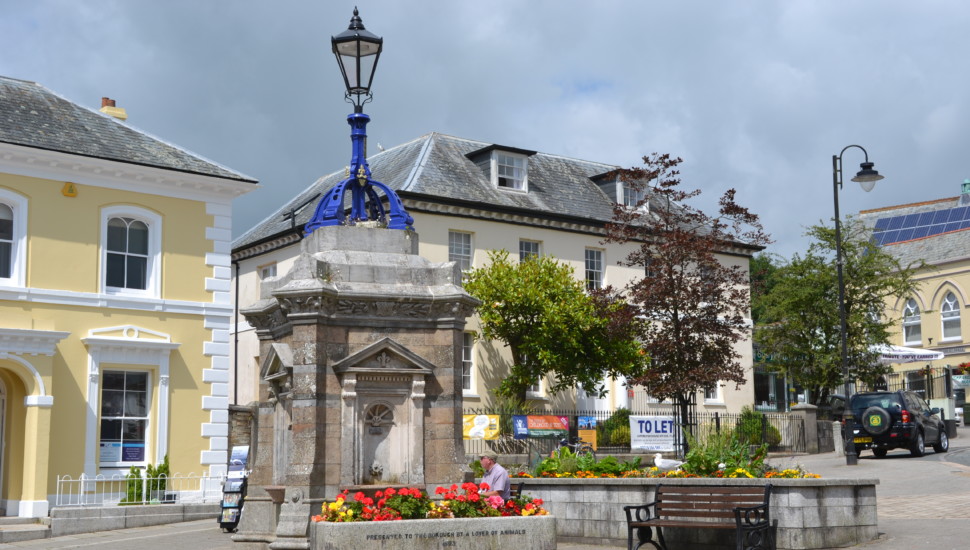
[
  {"x1": 508, "y1": 481, "x2": 524, "y2": 499},
  {"x1": 623, "y1": 484, "x2": 774, "y2": 550}
]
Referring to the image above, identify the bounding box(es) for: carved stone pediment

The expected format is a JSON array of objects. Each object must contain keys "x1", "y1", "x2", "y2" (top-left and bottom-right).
[
  {"x1": 331, "y1": 337, "x2": 434, "y2": 377},
  {"x1": 260, "y1": 343, "x2": 294, "y2": 403}
]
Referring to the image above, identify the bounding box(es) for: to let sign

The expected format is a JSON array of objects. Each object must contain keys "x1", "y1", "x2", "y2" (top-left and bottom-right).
[{"x1": 629, "y1": 415, "x2": 676, "y2": 452}]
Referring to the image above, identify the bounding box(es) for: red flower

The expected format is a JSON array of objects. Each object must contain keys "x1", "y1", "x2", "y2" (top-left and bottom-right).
[
  {"x1": 384, "y1": 488, "x2": 396, "y2": 497},
  {"x1": 375, "y1": 490, "x2": 383, "y2": 498},
  {"x1": 363, "y1": 497, "x2": 374, "y2": 506},
  {"x1": 354, "y1": 491, "x2": 365, "y2": 502}
]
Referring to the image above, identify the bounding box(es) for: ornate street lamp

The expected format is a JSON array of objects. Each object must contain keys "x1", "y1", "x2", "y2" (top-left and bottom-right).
[
  {"x1": 832, "y1": 144, "x2": 884, "y2": 466},
  {"x1": 304, "y1": 8, "x2": 413, "y2": 233}
]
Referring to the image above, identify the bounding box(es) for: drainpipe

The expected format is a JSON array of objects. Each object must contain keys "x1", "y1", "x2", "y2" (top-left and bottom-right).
[{"x1": 232, "y1": 260, "x2": 240, "y2": 405}]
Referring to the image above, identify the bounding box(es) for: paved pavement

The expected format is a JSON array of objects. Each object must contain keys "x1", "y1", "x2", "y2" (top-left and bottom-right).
[{"x1": 3, "y1": 427, "x2": 968, "y2": 549}]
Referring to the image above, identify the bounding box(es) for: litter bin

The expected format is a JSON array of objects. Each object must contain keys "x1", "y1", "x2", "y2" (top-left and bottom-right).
[{"x1": 945, "y1": 419, "x2": 957, "y2": 439}]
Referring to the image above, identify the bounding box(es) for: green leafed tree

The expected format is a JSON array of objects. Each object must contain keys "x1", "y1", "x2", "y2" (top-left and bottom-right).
[
  {"x1": 463, "y1": 249, "x2": 648, "y2": 400},
  {"x1": 753, "y1": 217, "x2": 923, "y2": 403},
  {"x1": 604, "y1": 153, "x2": 771, "y2": 430}
]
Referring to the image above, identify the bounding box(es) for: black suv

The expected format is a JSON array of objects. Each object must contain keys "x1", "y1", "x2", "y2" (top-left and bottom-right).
[{"x1": 848, "y1": 390, "x2": 949, "y2": 458}]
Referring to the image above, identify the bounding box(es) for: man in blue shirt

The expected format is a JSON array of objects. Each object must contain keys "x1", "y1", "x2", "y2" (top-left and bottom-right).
[{"x1": 479, "y1": 453, "x2": 510, "y2": 500}]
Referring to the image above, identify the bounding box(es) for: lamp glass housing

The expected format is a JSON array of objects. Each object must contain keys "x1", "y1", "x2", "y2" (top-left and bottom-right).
[{"x1": 332, "y1": 10, "x2": 383, "y2": 98}]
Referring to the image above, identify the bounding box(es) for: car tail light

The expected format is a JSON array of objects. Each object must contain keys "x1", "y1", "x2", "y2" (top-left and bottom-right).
[{"x1": 901, "y1": 409, "x2": 910, "y2": 423}]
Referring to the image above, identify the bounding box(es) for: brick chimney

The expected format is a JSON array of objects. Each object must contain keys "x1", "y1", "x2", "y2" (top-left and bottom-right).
[{"x1": 99, "y1": 97, "x2": 128, "y2": 121}]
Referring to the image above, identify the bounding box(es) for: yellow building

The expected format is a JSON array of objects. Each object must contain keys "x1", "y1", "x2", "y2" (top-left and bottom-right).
[
  {"x1": 859, "y1": 181, "x2": 970, "y2": 415},
  {"x1": 0, "y1": 76, "x2": 255, "y2": 517}
]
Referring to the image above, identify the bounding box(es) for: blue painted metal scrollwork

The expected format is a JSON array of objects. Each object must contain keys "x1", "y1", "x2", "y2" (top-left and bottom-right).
[{"x1": 304, "y1": 112, "x2": 414, "y2": 235}]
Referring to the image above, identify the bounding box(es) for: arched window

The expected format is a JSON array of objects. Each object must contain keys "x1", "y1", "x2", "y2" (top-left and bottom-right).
[
  {"x1": 101, "y1": 206, "x2": 161, "y2": 297},
  {"x1": 903, "y1": 298, "x2": 922, "y2": 345},
  {"x1": 0, "y1": 203, "x2": 12, "y2": 279},
  {"x1": 941, "y1": 291, "x2": 961, "y2": 341},
  {"x1": 0, "y1": 188, "x2": 28, "y2": 286}
]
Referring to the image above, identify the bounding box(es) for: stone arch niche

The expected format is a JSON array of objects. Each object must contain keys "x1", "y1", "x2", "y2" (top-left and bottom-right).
[{"x1": 332, "y1": 338, "x2": 433, "y2": 486}]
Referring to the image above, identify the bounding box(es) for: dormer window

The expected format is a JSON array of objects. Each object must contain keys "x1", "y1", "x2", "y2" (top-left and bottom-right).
[
  {"x1": 497, "y1": 153, "x2": 526, "y2": 190},
  {"x1": 622, "y1": 181, "x2": 647, "y2": 208},
  {"x1": 466, "y1": 144, "x2": 536, "y2": 193}
]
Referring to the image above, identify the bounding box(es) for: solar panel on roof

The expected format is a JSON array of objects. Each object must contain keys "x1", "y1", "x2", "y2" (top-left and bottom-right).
[{"x1": 874, "y1": 204, "x2": 970, "y2": 246}]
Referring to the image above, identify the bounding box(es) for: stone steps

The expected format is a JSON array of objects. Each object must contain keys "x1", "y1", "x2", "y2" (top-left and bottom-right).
[{"x1": 0, "y1": 517, "x2": 51, "y2": 543}]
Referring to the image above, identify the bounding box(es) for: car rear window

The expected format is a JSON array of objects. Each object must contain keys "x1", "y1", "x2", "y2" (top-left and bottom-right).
[{"x1": 850, "y1": 393, "x2": 900, "y2": 411}]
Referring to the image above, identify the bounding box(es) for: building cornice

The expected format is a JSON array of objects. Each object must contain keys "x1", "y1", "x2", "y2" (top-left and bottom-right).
[
  {"x1": 0, "y1": 141, "x2": 256, "y2": 201},
  {"x1": 0, "y1": 284, "x2": 232, "y2": 317},
  {"x1": 232, "y1": 231, "x2": 303, "y2": 262},
  {"x1": 0, "y1": 328, "x2": 70, "y2": 356}
]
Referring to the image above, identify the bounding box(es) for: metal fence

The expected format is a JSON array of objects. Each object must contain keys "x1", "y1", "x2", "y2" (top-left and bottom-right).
[
  {"x1": 462, "y1": 407, "x2": 806, "y2": 459},
  {"x1": 857, "y1": 367, "x2": 951, "y2": 401},
  {"x1": 55, "y1": 472, "x2": 224, "y2": 507}
]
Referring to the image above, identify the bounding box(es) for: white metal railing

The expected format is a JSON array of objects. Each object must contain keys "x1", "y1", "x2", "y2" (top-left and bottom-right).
[{"x1": 55, "y1": 472, "x2": 224, "y2": 507}]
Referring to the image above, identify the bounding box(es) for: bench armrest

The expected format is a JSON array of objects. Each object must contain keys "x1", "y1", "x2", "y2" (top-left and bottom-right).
[
  {"x1": 733, "y1": 503, "x2": 770, "y2": 528},
  {"x1": 623, "y1": 501, "x2": 658, "y2": 523}
]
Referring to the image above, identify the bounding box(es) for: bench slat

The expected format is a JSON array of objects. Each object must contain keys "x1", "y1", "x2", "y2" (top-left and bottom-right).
[
  {"x1": 657, "y1": 509, "x2": 737, "y2": 519},
  {"x1": 660, "y1": 495, "x2": 765, "y2": 504},
  {"x1": 631, "y1": 520, "x2": 736, "y2": 529},
  {"x1": 658, "y1": 486, "x2": 766, "y2": 495}
]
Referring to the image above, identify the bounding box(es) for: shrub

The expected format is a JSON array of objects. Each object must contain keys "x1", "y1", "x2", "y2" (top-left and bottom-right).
[
  {"x1": 734, "y1": 406, "x2": 782, "y2": 447},
  {"x1": 599, "y1": 408, "x2": 630, "y2": 445}
]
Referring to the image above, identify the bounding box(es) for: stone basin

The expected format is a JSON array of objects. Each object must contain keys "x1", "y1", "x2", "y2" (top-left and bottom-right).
[{"x1": 311, "y1": 515, "x2": 555, "y2": 550}]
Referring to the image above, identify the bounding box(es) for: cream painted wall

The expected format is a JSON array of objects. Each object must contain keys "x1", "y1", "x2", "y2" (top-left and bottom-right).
[
  {"x1": 233, "y1": 209, "x2": 758, "y2": 413},
  {"x1": 1, "y1": 174, "x2": 211, "y2": 302},
  {"x1": 0, "y1": 302, "x2": 213, "y2": 489}
]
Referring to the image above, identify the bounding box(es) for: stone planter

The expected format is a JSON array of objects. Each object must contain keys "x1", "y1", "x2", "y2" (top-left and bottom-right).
[
  {"x1": 517, "y1": 477, "x2": 879, "y2": 550},
  {"x1": 310, "y1": 515, "x2": 556, "y2": 550}
]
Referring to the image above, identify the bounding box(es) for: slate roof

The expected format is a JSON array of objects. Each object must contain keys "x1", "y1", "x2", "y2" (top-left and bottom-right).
[
  {"x1": 234, "y1": 132, "x2": 621, "y2": 250},
  {"x1": 0, "y1": 75, "x2": 255, "y2": 183},
  {"x1": 859, "y1": 193, "x2": 970, "y2": 266}
]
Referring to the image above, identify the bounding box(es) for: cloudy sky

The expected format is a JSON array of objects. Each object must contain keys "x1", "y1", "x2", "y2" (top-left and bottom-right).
[{"x1": 3, "y1": 0, "x2": 969, "y2": 259}]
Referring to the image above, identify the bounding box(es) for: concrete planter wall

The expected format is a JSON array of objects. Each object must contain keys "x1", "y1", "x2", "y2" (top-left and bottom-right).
[
  {"x1": 518, "y1": 477, "x2": 878, "y2": 550},
  {"x1": 310, "y1": 515, "x2": 555, "y2": 550},
  {"x1": 50, "y1": 503, "x2": 219, "y2": 537}
]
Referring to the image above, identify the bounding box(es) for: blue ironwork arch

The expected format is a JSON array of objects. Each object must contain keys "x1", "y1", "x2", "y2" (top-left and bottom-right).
[{"x1": 304, "y1": 112, "x2": 414, "y2": 235}]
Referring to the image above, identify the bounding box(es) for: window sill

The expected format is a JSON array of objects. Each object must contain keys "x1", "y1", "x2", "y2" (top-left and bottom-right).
[
  {"x1": 526, "y1": 393, "x2": 547, "y2": 401},
  {"x1": 462, "y1": 392, "x2": 480, "y2": 399},
  {"x1": 939, "y1": 337, "x2": 962, "y2": 343}
]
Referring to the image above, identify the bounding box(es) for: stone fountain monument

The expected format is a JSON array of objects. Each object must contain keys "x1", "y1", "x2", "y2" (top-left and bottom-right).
[
  {"x1": 234, "y1": 225, "x2": 477, "y2": 548},
  {"x1": 233, "y1": 12, "x2": 477, "y2": 547}
]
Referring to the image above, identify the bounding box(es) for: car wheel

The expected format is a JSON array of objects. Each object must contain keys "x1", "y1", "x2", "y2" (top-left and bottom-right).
[
  {"x1": 910, "y1": 430, "x2": 925, "y2": 457},
  {"x1": 872, "y1": 448, "x2": 888, "y2": 458},
  {"x1": 933, "y1": 429, "x2": 949, "y2": 453},
  {"x1": 861, "y1": 406, "x2": 891, "y2": 435}
]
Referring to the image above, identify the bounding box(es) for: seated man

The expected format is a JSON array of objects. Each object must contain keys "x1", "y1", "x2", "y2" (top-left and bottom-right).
[{"x1": 479, "y1": 453, "x2": 510, "y2": 500}]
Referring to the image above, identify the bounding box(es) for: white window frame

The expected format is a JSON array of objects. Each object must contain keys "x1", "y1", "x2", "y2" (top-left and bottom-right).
[
  {"x1": 903, "y1": 298, "x2": 922, "y2": 346},
  {"x1": 448, "y1": 230, "x2": 473, "y2": 271},
  {"x1": 98, "y1": 369, "x2": 153, "y2": 469},
  {"x1": 621, "y1": 180, "x2": 647, "y2": 209},
  {"x1": 703, "y1": 384, "x2": 723, "y2": 404},
  {"x1": 0, "y1": 188, "x2": 28, "y2": 287},
  {"x1": 81, "y1": 325, "x2": 179, "y2": 477},
  {"x1": 941, "y1": 291, "x2": 961, "y2": 342},
  {"x1": 519, "y1": 239, "x2": 541, "y2": 261},
  {"x1": 259, "y1": 262, "x2": 278, "y2": 280},
  {"x1": 585, "y1": 248, "x2": 604, "y2": 291},
  {"x1": 493, "y1": 152, "x2": 528, "y2": 192},
  {"x1": 461, "y1": 332, "x2": 476, "y2": 395},
  {"x1": 526, "y1": 376, "x2": 544, "y2": 399},
  {"x1": 101, "y1": 206, "x2": 162, "y2": 298}
]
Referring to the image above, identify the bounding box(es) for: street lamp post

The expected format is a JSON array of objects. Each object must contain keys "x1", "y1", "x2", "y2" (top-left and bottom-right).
[
  {"x1": 832, "y1": 145, "x2": 884, "y2": 466},
  {"x1": 304, "y1": 8, "x2": 414, "y2": 234}
]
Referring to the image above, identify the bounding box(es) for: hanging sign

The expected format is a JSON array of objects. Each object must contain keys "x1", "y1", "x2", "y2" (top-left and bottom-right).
[
  {"x1": 629, "y1": 415, "x2": 676, "y2": 452},
  {"x1": 577, "y1": 416, "x2": 598, "y2": 451},
  {"x1": 462, "y1": 414, "x2": 500, "y2": 440},
  {"x1": 526, "y1": 415, "x2": 569, "y2": 438},
  {"x1": 512, "y1": 415, "x2": 530, "y2": 440},
  {"x1": 953, "y1": 375, "x2": 970, "y2": 388}
]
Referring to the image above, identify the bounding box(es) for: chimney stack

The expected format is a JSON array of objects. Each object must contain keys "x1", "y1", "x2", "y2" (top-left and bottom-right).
[
  {"x1": 960, "y1": 179, "x2": 970, "y2": 207},
  {"x1": 99, "y1": 96, "x2": 128, "y2": 121}
]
